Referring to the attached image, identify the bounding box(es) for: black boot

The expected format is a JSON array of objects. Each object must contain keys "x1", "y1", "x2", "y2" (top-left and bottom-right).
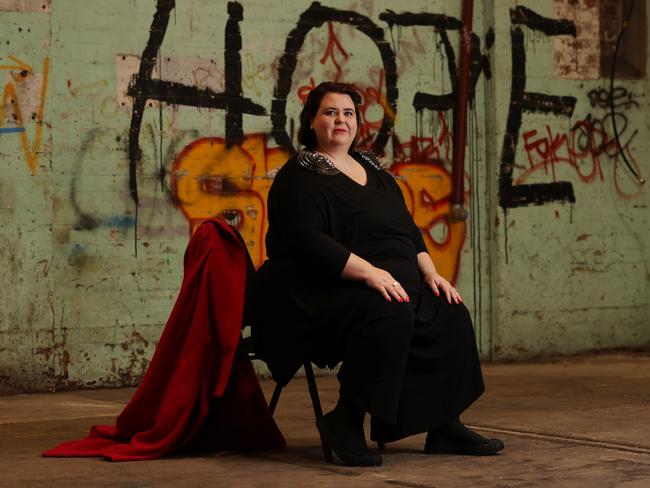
[
  {"x1": 424, "y1": 418, "x2": 504, "y2": 456},
  {"x1": 316, "y1": 393, "x2": 382, "y2": 466}
]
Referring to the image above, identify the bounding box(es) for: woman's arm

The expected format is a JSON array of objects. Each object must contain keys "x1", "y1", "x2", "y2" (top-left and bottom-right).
[
  {"x1": 270, "y1": 167, "x2": 351, "y2": 278},
  {"x1": 381, "y1": 171, "x2": 461, "y2": 305},
  {"x1": 417, "y1": 252, "x2": 462, "y2": 304},
  {"x1": 341, "y1": 253, "x2": 410, "y2": 303}
]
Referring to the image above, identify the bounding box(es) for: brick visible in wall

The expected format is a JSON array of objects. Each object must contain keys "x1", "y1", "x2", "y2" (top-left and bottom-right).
[{"x1": 554, "y1": 0, "x2": 600, "y2": 79}]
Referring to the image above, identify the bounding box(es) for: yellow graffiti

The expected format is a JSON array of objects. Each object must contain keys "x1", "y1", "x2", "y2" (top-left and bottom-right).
[
  {"x1": 172, "y1": 133, "x2": 289, "y2": 267},
  {"x1": 392, "y1": 163, "x2": 466, "y2": 284},
  {"x1": 0, "y1": 56, "x2": 50, "y2": 175},
  {"x1": 172, "y1": 135, "x2": 464, "y2": 278}
]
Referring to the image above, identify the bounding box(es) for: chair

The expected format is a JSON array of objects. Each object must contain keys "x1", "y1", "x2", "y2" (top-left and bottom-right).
[
  {"x1": 229, "y1": 224, "x2": 333, "y2": 463},
  {"x1": 236, "y1": 335, "x2": 334, "y2": 463}
]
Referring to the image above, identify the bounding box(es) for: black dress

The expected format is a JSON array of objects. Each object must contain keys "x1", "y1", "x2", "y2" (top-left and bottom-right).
[{"x1": 250, "y1": 151, "x2": 484, "y2": 442}]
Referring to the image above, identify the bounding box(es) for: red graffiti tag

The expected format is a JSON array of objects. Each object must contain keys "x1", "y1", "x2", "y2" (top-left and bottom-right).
[{"x1": 518, "y1": 119, "x2": 643, "y2": 199}]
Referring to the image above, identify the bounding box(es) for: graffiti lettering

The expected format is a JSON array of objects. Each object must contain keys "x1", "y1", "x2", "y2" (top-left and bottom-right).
[
  {"x1": 126, "y1": 2, "x2": 495, "y2": 279},
  {"x1": 587, "y1": 86, "x2": 639, "y2": 111},
  {"x1": 0, "y1": 55, "x2": 50, "y2": 175},
  {"x1": 380, "y1": 11, "x2": 492, "y2": 113},
  {"x1": 271, "y1": 2, "x2": 397, "y2": 154},
  {"x1": 499, "y1": 6, "x2": 577, "y2": 209},
  {"x1": 127, "y1": 0, "x2": 265, "y2": 209},
  {"x1": 518, "y1": 87, "x2": 643, "y2": 200}
]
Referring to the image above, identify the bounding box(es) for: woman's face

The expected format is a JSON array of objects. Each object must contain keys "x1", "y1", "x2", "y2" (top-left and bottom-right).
[{"x1": 310, "y1": 92, "x2": 358, "y2": 151}]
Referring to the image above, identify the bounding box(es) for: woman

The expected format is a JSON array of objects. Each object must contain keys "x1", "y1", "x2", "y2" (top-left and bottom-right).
[{"x1": 251, "y1": 82, "x2": 503, "y2": 466}]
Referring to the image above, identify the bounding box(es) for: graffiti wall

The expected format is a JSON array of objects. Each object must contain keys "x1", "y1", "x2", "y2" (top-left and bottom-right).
[
  {"x1": 492, "y1": 0, "x2": 649, "y2": 357},
  {"x1": 0, "y1": 0, "x2": 648, "y2": 392}
]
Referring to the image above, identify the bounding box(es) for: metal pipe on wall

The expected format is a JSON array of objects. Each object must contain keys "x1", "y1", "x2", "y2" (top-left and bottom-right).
[{"x1": 450, "y1": 0, "x2": 473, "y2": 221}]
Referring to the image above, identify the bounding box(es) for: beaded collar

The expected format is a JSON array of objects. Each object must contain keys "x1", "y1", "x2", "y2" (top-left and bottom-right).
[{"x1": 296, "y1": 150, "x2": 384, "y2": 175}]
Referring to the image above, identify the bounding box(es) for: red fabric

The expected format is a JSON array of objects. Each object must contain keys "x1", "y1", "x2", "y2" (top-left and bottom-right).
[{"x1": 43, "y1": 220, "x2": 285, "y2": 461}]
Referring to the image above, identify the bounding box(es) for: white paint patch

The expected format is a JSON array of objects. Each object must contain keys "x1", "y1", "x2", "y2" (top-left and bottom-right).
[
  {"x1": 3, "y1": 70, "x2": 45, "y2": 125},
  {"x1": 115, "y1": 54, "x2": 225, "y2": 109}
]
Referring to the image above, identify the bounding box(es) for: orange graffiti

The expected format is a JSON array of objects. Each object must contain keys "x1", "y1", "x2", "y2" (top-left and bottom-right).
[
  {"x1": 0, "y1": 56, "x2": 50, "y2": 175},
  {"x1": 391, "y1": 163, "x2": 466, "y2": 284},
  {"x1": 171, "y1": 133, "x2": 290, "y2": 266},
  {"x1": 172, "y1": 133, "x2": 465, "y2": 279}
]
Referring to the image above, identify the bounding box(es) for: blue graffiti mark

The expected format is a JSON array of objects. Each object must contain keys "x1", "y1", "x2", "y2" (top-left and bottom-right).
[
  {"x1": 103, "y1": 215, "x2": 136, "y2": 231},
  {"x1": 68, "y1": 242, "x2": 87, "y2": 267},
  {"x1": 0, "y1": 127, "x2": 26, "y2": 134}
]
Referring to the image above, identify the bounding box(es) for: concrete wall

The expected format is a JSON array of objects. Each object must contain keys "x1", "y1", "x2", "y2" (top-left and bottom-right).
[
  {"x1": 487, "y1": 1, "x2": 650, "y2": 358},
  {"x1": 0, "y1": 0, "x2": 647, "y2": 393}
]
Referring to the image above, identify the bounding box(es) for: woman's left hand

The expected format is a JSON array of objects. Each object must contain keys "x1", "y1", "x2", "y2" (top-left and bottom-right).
[{"x1": 424, "y1": 273, "x2": 462, "y2": 304}]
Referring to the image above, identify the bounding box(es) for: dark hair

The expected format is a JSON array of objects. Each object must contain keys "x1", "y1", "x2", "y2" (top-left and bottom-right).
[{"x1": 297, "y1": 82, "x2": 363, "y2": 151}]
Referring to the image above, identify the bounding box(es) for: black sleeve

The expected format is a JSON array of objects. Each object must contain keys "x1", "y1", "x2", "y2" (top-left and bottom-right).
[
  {"x1": 383, "y1": 171, "x2": 428, "y2": 254},
  {"x1": 269, "y1": 167, "x2": 351, "y2": 277}
]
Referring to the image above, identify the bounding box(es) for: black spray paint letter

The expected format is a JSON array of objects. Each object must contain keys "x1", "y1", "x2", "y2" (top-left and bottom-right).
[
  {"x1": 499, "y1": 6, "x2": 577, "y2": 209},
  {"x1": 272, "y1": 2, "x2": 398, "y2": 154},
  {"x1": 379, "y1": 10, "x2": 491, "y2": 112},
  {"x1": 127, "y1": 1, "x2": 265, "y2": 209}
]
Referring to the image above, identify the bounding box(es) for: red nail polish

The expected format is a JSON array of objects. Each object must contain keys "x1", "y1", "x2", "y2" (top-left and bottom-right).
[{"x1": 397, "y1": 298, "x2": 403, "y2": 302}]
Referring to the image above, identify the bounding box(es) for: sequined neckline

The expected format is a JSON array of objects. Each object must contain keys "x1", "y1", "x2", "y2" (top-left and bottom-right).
[{"x1": 296, "y1": 150, "x2": 383, "y2": 175}]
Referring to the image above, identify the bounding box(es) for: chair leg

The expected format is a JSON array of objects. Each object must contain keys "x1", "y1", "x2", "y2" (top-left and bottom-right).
[
  {"x1": 304, "y1": 361, "x2": 334, "y2": 464},
  {"x1": 268, "y1": 383, "x2": 283, "y2": 415}
]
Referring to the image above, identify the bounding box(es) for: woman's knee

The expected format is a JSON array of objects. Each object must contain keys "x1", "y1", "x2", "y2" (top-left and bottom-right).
[
  {"x1": 446, "y1": 302, "x2": 477, "y2": 342},
  {"x1": 359, "y1": 297, "x2": 414, "y2": 339}
]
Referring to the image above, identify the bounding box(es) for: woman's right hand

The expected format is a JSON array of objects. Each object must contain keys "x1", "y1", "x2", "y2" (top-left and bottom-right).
[
  {"x1": 341, "y1": 253, "x2": 409, "y2": 303},
  {"x1": 364, "y1": 266, "x2": 410, "y2": 303}
]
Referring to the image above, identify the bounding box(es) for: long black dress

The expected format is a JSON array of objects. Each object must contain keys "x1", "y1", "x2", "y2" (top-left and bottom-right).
[{"x1": 250, "y1": 151, "x2": 484, "y2": 442}]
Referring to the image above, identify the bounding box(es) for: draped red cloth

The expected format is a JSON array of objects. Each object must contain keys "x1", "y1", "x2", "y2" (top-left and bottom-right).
[{"x1": 43, "y1": 220, "x2": 285, "y2": 461}]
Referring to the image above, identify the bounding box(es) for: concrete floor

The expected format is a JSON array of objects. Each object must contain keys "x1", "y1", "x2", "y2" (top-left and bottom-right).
[{"x1": 1, "y1": 352, "x2": 650, "y2": 487}]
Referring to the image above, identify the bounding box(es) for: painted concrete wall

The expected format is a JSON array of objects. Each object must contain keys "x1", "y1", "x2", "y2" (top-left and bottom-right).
[
  {"x1": 0, "y1": 0, "x2": 647, "y2": 393},
  {"x1": 487, "y1": 1, "x2": 650, "y2": 358}
]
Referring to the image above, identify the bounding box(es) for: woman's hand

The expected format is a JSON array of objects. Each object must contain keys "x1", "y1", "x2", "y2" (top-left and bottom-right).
[
  {"x1": 341, "y1": 253, "x2": 408, "y2": 302},
  {"x1": 424, "y1": 273, "x2": 462, "y2": 304},
  {"x1": 364, "y1": 266, "x2": 410, "y2": 303}
]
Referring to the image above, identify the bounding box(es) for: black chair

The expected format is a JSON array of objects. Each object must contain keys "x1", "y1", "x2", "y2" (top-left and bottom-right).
[
  {"x1": 229, "y1": 223, "x2": 334, "y2": 463},
  {"x1": 236, "y1": 335, "x2": 334, "y2": 463}
]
